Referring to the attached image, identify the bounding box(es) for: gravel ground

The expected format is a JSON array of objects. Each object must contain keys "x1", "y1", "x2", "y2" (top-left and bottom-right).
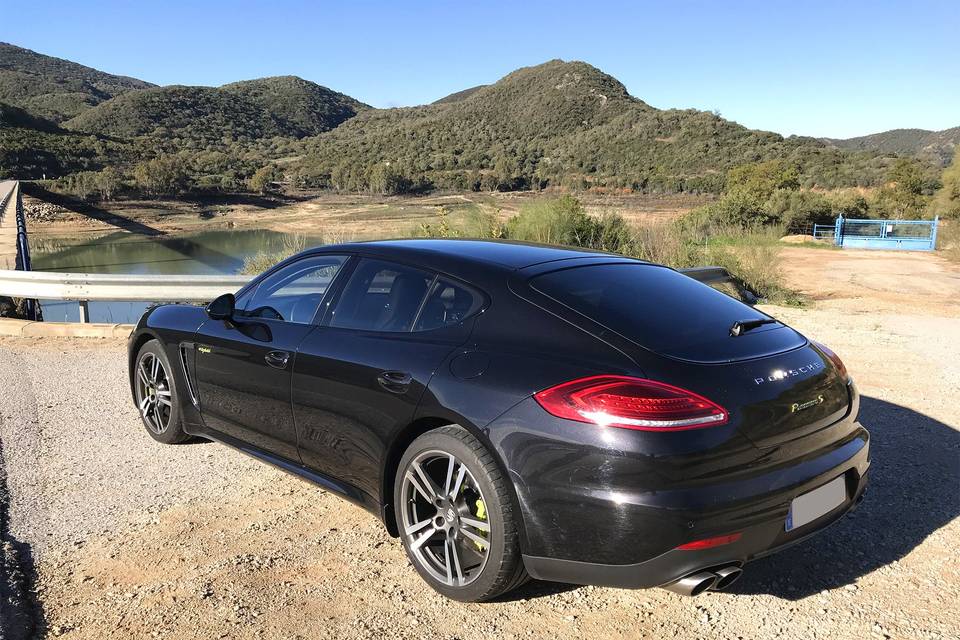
[{"x1": 0, "y1": 248, "x2": 958, "y2": 639}]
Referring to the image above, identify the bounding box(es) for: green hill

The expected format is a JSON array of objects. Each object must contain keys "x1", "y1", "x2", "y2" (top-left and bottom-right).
[
  {"x1": 296, "y1": 60, "x2": 893, "y2": 193},
  {"x1": 63, "y1": 77, "x2": 367, "y2": 144},
  {"x1": 0, "y1": 42, "x2": 154, "y2": 122},
  {"x1": 432, "y1": 85, "x2": 487, "y2": 104},
  {"x1": 221, "y1": 76, "x2": 368, "y2": 136},
  {"x1": 823, "y1": 127, "x2": 960, "y2": 166}
]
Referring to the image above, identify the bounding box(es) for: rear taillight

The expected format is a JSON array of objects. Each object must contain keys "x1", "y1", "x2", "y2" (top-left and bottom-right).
[
  {"x1": 812, "y1": 340, "x2": 848, "y2": 380},
  {"x1": 533, "y1": 375, "x2": 728, "y2": 431}
]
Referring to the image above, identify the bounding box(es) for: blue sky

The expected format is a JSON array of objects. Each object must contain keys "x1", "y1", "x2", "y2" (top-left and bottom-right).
[{"x1": 5, "y1": 0, "x2": 958, "y2": 138}]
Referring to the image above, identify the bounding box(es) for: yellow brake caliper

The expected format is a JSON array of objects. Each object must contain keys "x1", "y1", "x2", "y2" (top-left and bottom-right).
[{"x1": 473, "y1": 497, "x2": 488, "y2": 551}]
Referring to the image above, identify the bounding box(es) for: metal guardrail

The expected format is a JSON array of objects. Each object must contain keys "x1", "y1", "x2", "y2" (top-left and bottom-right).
[
  {"x1": 0, "y1": 271, "x2": 250, "y2": 322},
  {"x1": 1, "y1": 182, "x2": 41, "y2": 319}
]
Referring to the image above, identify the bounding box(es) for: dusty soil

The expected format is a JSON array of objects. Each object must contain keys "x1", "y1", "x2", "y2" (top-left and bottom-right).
[
  {"x1": 23, "y1": 191, "x2": 708, "y2": 240},
  {"x1": 0, "y1": 246, "x2": 958, "y2": 640},
  {"x1": 779, "y1": 246, "x2": 960, "y2": 315}
]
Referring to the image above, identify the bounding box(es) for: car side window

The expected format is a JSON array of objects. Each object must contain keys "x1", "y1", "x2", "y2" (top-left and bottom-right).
[
  {"x1": 329, "y1": 259, "x2": 434, "y2": 332},
  {"x1": 237, "y1": 255, "x2": 347, "y2": 324},
  {"x1": 413, "y1": 278, "x2": 481, "y2": 331}
]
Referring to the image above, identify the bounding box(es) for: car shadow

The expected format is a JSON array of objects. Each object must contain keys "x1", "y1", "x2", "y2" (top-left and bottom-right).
[
  {"x1": 0, "y1": 437, "x2": 48, "y2": 639},
  {"x1": 732, "y1": 395, "x2": 960, "y2": 599}
]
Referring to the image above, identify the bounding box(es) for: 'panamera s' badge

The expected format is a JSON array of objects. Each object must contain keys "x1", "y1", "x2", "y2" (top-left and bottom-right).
[{"x1": 790, "y1": 395, "x2": 824, "y2": 413}]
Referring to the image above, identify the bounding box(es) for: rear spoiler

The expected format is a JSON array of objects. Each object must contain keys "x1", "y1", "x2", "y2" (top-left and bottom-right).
[{"x1": 679, "y1": 267, "x2": 758, "y2": 305}]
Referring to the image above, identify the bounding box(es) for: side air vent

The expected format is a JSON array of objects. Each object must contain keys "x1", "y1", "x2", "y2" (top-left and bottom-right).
[{"x1": 179, "y1": 343, "x2": 200, "y2": 407}]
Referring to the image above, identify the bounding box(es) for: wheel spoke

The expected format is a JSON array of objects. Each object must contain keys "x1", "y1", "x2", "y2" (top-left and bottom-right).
[
  {"x1": 138, "y1": 365, "x2": 150, "y2": 387},
  {"x1": 411, "y1": 461, "x2": 442, "y2": 501},
  {"x1": 443, "y1": 539, "x2": 453, "y2": 584},
  {"x1": 443, "y1": 454, "x2": 456, "y2": 496},
  {"x1": 404, "y1": 517, "x2": 433, "y2": 536},
  {"x1": 406, "y1": 471, "x2": 434, "y2": 503},
  {"x1": 460, "y1": 516, "x2": 490, "y2": 532},
  {"x1": 139, "y1": 395, "x2": 151, "y2": 414},
  {"x1": 410, "y1": 525, "x2": 438, "y2": 551},
  {"x1": 450, "y1": 463, "x2": 467, "y2": 498},
  {"x1": 460, "y1": 526, "x2": 489, "y2": 550},
  {"x1": 447, "y1": 539, "x2": 464, "y2": 585},
  {"x1": 150, "y1": 355, "x2": 160, "y2": 383},
  {"x1": 157, "y1": 396, "x2": 172, "y2": 408}
]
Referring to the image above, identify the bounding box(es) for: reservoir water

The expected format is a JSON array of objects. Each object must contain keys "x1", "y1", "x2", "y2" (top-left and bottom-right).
[{"x1": 31, "y1": 228, "x2": 325, "y2": 323}]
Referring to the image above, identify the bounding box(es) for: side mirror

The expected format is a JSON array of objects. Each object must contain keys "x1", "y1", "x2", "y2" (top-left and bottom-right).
[{"x1": 206, "y1": 293, "x2": 235, "y2": 320}]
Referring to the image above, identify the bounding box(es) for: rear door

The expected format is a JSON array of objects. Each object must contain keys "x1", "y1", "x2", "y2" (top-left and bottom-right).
[
  {"x1": 194, "y1": 254, "x2": 348, "y2": 460},
  {"x1": 292, "y1": 258, "x2": 481, "y2": 500}
]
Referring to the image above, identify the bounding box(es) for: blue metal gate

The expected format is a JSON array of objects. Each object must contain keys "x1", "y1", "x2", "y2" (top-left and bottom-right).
[{"x1": 814, "y1": 216, "x2": 939, "y2": 251}]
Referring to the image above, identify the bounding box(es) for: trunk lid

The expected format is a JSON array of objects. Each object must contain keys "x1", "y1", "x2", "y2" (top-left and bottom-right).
[{"x1": 522, "y1": 262, "x2": 851, "y2": 447}]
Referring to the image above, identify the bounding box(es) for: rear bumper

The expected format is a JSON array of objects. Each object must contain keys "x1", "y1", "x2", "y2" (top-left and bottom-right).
[
  {"x1": 487, "y1": 394, "x2": 870, "y2": 589},
  {"x1": 522, "y1": 463, "x2": 869, "y2": 589}
]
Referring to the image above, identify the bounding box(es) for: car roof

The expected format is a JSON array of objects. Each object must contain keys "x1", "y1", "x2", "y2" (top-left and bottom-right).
[{"x1": 313, "y1": 238, "x2": 638, "y2": 271}]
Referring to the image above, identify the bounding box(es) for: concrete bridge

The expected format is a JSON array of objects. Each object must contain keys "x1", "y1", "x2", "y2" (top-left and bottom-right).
[{"x1": 0, "y1": 180, "x2": 19, "y2": 270}]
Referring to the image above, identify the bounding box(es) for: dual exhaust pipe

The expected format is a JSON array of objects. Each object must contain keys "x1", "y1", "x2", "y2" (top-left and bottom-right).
[{"x1": 663, "y1": 565, "x2": 743, "y2": 596}]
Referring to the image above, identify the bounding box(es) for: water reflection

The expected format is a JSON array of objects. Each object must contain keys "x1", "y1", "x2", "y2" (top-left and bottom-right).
[{"x1": 31, "y1": 228, "x2": 325, "y2": 323}]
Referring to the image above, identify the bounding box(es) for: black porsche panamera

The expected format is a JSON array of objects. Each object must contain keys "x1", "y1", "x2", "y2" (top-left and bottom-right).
[{"x1": 128, "y1": 239, "x2": 869, "y2": 602}]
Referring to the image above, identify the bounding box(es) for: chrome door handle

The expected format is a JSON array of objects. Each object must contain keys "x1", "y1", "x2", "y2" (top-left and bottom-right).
[{"x1": 265, "y1": 350, "x2": 290, "y2": 369}]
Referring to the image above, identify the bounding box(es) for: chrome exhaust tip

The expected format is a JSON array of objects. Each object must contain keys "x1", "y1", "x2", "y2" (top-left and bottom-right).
[
  {"x1": 710, "y1": 565, "x2": 743, "y2": 591},
  {"x1": 663, "y1": 571, "x2": 718, "y2": 596}
]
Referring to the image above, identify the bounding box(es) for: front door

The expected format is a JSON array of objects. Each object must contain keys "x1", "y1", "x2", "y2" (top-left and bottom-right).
[
  {"x1": 292, "y1": 258, "x2": 481, "y2": 501},
  {"x1": 194, "y1": 254, "x2": 349, "y2": 460}
]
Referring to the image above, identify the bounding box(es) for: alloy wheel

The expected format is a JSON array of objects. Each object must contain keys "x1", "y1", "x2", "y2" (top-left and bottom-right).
[
  {"x1": 135, "y1": 352, "x2": 173, "y2": 434},
  {"x1": 400, "y1": 450, "x2": 491, "y2": 587}
]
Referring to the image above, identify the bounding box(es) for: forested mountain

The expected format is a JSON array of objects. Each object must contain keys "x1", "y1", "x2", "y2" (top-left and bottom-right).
[
  {"x1": 62, "y1": 77, "x2": 367, "y2": 144},
  {"x1": 0, "y1": 42, "x2": 154, "y2": 122},
  {"x1": 0, "y1": 44, "x2": 954, "y2": 197},
  {"x1": 823, "y1": 127, "x2": 960, "y2": 166},
  {"x1": 294, "y1": 60, "x2": 901, "y2": 193}
]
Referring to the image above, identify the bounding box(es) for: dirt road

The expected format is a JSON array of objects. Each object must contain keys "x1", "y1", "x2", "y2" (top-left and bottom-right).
[{"x1": 0, "y1": 247, "x2": 958, "y2": 639}]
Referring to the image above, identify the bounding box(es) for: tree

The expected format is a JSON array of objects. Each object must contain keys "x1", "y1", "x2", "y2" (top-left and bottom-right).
[
  {"x1": 726, "y1": 160, "x2": 801, "y2": 200},
  {"x1": 876, "y1": 158, "x2": 929, "y2": 219},
  {"x1": 133, "y1": 155, "x2": 189, "y2": 196},
  {"x1": 94, "y1": 166, "x2": 122, "y2": 200},
  {"x1": 248, "y1": 164, "x2": 281, "y2": 194},
  {"x1": 930, "y1": 152, "x2": 960, "y2": 219},
  {"x1": 366, "y1": 163, "x2": 411, "y2": 195}
]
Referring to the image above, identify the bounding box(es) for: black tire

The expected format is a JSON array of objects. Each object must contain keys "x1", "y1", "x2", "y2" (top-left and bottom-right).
[
  {"x1": 394, "y1": 425, "x2": 528, "y2": 602},
  {"x1": 133, "y1": 340, "x2": 190, "y2": 445}
]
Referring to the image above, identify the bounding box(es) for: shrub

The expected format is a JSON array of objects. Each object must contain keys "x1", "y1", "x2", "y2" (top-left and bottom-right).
[
  {"x1": 505, "y1": 195, "x2": 633, "y2": 253},
  {"x1": 240, "y1": 235, "x2": 306, "y2": 275}
]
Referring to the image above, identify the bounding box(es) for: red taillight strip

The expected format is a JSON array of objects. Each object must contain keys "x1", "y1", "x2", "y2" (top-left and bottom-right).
[
  {"x1": 675, "y1": 532, "x2": 742, "y2": 550},
  {"x1": 533, "y1": 375, "x2": 729, "y2": 432},
  {"x1": 579, "y1": 410, "x2": 727, "y2": 429}
]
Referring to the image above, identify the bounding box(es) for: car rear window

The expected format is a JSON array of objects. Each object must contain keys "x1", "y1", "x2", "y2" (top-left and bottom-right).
[{"x1": 530, "y1": 263, "x2": 805, "y2": 363}]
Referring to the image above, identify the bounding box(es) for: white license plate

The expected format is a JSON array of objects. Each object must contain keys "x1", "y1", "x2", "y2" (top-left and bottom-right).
[{"x1": 786, "y1": 476, "x2": 847, "y2": 531}]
